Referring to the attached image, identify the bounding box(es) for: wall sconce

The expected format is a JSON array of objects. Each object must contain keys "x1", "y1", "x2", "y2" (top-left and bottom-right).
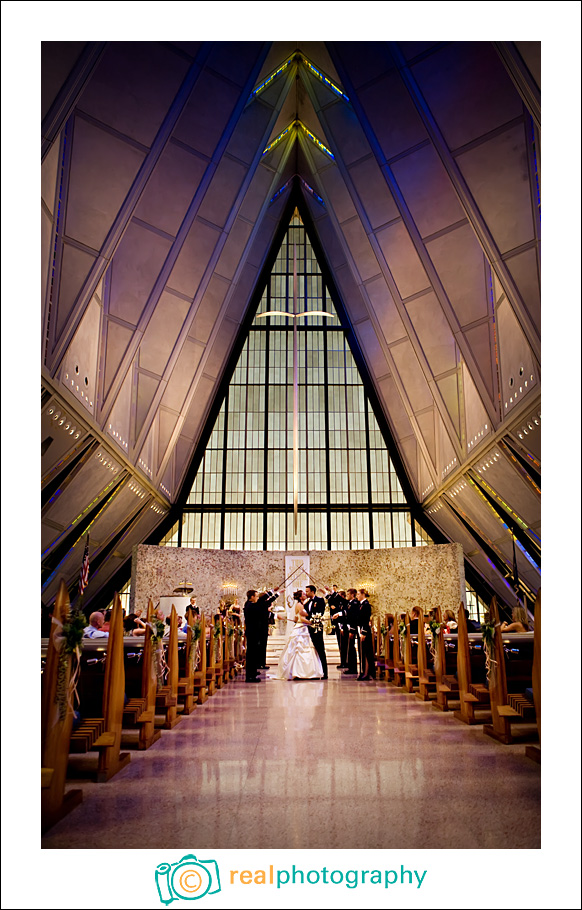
[
  {"x1": 358, "y1": 582, "x2": 376, "y2": 595},
  {"x1": 221, "y1": 583, "x2": 238, "y2": 597}
]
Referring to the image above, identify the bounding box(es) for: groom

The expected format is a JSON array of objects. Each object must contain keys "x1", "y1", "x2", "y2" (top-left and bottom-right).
[{"x1": 304, "y1": 585, "x2": 328, "y2": 679}]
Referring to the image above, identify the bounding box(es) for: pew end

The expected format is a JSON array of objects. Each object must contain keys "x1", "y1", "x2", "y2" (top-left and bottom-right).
[{"x1": 41, "y1": 579, "x2": 84, "y2": 831}]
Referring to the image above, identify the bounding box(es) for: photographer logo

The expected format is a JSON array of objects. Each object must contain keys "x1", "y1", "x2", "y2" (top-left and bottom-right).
[{"x1": 155, "y1": 855, "x2": 221, "y2": 903}]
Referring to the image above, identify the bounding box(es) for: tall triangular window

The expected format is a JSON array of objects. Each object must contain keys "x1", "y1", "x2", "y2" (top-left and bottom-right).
[{"x1": 170, "y1": 211, "x2": 431, "y2": 550}]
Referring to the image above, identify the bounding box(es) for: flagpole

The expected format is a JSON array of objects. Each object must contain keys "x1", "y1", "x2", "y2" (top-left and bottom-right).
[{"x1": 293, "y1": 241, "x2": 299, "y2": 535}]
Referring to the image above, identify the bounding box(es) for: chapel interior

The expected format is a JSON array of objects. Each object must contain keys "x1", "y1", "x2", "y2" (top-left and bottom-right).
[{"x1": 40, "y1": 39, "x2": 542, "y2": 850}]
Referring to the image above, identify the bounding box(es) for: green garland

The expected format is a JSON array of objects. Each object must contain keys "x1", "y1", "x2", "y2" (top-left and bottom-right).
[
  {"x1": 187, "y1": 623, "x2": 201, "y2": 673},
  {"x1": 429, "y1": 621, "x2": 441, "y2": 639},
  {"x1": 62, "y1": 608, "x2": 87, "y2": 654},
  {"x1": 398, "y1": 621, "x2": 407, "y2": 638},
  {"x1": 481, "y1": 621, "x2": 496, "y2": 647},
  {"x1": 56, "y1": 608, "x2": 86, "y2": 720},
  {"x1": 380, "y1": 623, "x2": 388, "y2": 637},
  {"x1": 150, "y1": 618, "x2": 166, "y2": 643},
  {"x1": 213, "y1": 621, "x2": 221, "y2": 641},
  {"x1": 481, "y1": 621, "x2": 497, "y2": 686}
]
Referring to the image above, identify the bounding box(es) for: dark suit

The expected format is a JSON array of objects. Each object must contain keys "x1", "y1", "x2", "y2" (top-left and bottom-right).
[
  {"x1": 358, "y1": 599, "x2": 375, "y2": 679},
  {"x1": 304, "y1": 595, "x2": 327, "y2": 678},
  {"x1": 345, "y1": 598, "x2": 360, "y2": 673},
  {"x1": 257, "y1": 591, "x2": 279, "y2": 667},
  {"x1": 328, "y1": 592, "x2": 348, "y2": 666},
  {"x1": 244, "y1": 599, "x2": 261, "y2": 680}
]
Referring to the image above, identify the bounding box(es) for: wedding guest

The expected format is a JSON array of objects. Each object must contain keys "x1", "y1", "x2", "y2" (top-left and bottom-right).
[
  {"x1": 500, "y1": 605, "x2": 529, "y2": 633},
  {"x1": 325, "y1": 585, "x2": 349, "y2": 668},
  {"x1": 244, "y1": 590, "x2": 261, "y2": 683},
  {"x1": 84, "y1": 611, "x2": 109, "y2": 639},
  {"x1": 344, "y1": 588, "x2": 360, "y2": 675},
  {"x1": 256, "y1": 588, "x2": 280, "y2": 670},
  {"x1": 101, "y1": 609, "x2": 112, "y2": 632},
  {"x1": 461, "y1": 607, "x2": 481, "y2": 632},
  {"x1": 357, "y1": 589, "x2": 375, "y2": 680},
  {"x1": 443, "y1": 609, "x2": 458, "y2": 633},
  {"x1": 409, "y1": 606, "x2": 422, "y2": 634}
]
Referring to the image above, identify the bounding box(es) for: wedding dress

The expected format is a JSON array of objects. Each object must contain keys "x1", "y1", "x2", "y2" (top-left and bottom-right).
[{"x1": 276, "y1": 618, "x2": 323, "y2": 679}]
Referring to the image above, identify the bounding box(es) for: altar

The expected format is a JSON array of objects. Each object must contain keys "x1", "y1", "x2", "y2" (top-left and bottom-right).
[{"x1": 130, "y1": 543, "x2": 466, "y2": 620}]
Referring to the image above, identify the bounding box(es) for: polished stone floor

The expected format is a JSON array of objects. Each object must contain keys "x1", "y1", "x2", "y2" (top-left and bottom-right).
[{"x1": 42, "y1": 671, "x2": 540, "y2": 849}]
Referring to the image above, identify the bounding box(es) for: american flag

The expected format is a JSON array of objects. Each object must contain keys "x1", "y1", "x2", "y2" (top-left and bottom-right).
[{"x1": 78, "y1": 536, "x2": 90, "y2": 595}]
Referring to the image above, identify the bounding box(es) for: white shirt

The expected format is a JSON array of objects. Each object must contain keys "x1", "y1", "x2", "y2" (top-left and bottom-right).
[{"x1": 83, "y1": 626, "x2": 109, "y2": 638}]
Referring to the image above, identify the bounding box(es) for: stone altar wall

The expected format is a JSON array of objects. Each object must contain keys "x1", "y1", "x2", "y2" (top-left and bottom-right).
[{"x1": 131, "y1": 544, "x2": 466, "y2": 620}]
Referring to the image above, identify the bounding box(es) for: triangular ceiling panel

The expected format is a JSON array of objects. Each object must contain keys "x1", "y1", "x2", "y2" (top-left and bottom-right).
[
  {"x1": 135, "y1": 372, "x2": 160, "y2": 441},
  {"x1": 406, "y1": 291, "x2": 457, "y2": 377},
  {"x1": 416, "y1": 409, "x2": 437, "y2": 471},
  {"x1": 496, "y1": 296, "x2": 538, "y2": 418},
  {"x1": 462, "y1": 359, "x2": 493, "y2": 454},
  {"x1": 157, "y1": 407, "x2": 179, "y2": 474},
  {"x1": 463, "y1": 321, "x2": 496, "y2": 403},
  {"x1": 41, "y1": 136, "x2": 61, "y2": 214},
  {"x1": 103, "y1": 320, "x2": 135, "y2": 399},
  {"x1": 54, "y1": 243, "x2": 97, "y2": 343},
  {"x1": 106, "y1": 365, "x2": 133, "y2": 455},
  {"x1": 505, "y1": 247, "x2": 541, "y2": 336},
  {"x1": 59, "y1": 290, "x2": 102, "y2": 417},
  {"x1": 425, "y1": 222, "x2": 488, "y2": 328}
]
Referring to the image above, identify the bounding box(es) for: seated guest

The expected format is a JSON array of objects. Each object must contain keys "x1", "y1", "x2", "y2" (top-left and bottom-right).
[
  {"x1": 228, "y1": 597, "x2": 241, "y2": 618},
  {"x1": 443, "y1": 609, "x2": 458, "y2": 633},
  {"x1": 181, "y1": 605, "x2": 200, "y2": 633},
  {"x1": 409, "y1": 606, "x2": 422, "y2": 633},
  {"x1": 500, "y1": 606, "x2": 530, "y2": 633},
  {"x1": 461, "y1": 607, "x2": 481, "y2": 632},
  {"x1": 84, "y1": 611, "x2": 109, "y2": 638},
  {"x1": 101, "y1": 609, "x2": 112, "y2": 632}
]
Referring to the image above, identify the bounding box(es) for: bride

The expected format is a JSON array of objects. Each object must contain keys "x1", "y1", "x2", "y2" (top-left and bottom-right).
[{"x1": 276, "y1": 591, "x2": 324, "y2": 680}]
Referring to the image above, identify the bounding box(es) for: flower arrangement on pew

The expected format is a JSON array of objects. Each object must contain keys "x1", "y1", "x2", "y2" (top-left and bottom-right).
[
  {"x1": 428, "y1": 620, "x2": 442, "y2": 670},
  {"x1": 150, "y1": 616, "x2": 167, "y2": 689},
  {"x1": 188, "y1": 620, "x2": 202, "y2": 673},
  {"x1": 398, "y1": 619, "x2": 407, "y2": 662},
  {"x1": 55, "y1": 607, "x2": 86, "y2": 720},
  {"x1": 481, "y1": 620, "x2": 497, "y2": 687}
]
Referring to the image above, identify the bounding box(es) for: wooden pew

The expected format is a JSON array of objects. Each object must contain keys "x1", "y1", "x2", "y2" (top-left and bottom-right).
[
  {"x1": 216, "y1": 617, "x2": 228, "y2": 686},
  {"x1": 223, "y1": 616, "x2": 236, "y2": 679},
  {"x1": 453, "y1": 599, "x2": 490, "y2": 725},
  {"x1": 432, "y1": 607, "x2": 459, "y2": 711},
  {"x1": 403, "y1": 612, "x2": 418, "y2": 693},
  {"x1": 122, "y1": 600, "x2": 161, "y2": 749},
  {"x1": 155, "y1": 606, "x2": 181, "y2": 729},
  {"x1": 177, "y1": 611, "x2": 196, "y2": 715},
  {"x1": 383, "y1": 614, "x2": 395, "y2": 682},
  {"x1": 191, "y1": 614, "x2": 208, "y2": 704},
  {"x1": 391, "y1": 616, "x2": 406, "y2": 687},
  {"x1": 526, "y1": 590, "x2": 541, "y2": 763},
  {"x1": 374, "y1": 615, "x2": 389, "y2": 680},
  {"x1": 69, "y1": 593, "x2": 131, "y2": 782},
  {"x1": 205, "y1": 619, "x2": 217, "y2": 696},
  {"x1": 41, "y1": 580, "x2": 83, "y2": 832},
  {"x1": 483, "y1": 598, "x2": 536, "y2": 745},
  {"x1": 233, "y1": 616, "x2": 245, "y2": 672},
  {"x1": 416, "y1": 611, "x2": 436, "y2": 701}
]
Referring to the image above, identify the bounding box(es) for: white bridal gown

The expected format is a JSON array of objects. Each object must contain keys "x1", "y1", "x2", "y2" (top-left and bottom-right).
[{"x1": 276, "y1": 620, "x2": 323, "y2": 679}]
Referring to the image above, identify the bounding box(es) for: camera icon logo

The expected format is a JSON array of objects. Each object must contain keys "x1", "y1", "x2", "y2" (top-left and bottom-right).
[{"x1": 155, "y1": 855, "x2": 221, "y2": 904}]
